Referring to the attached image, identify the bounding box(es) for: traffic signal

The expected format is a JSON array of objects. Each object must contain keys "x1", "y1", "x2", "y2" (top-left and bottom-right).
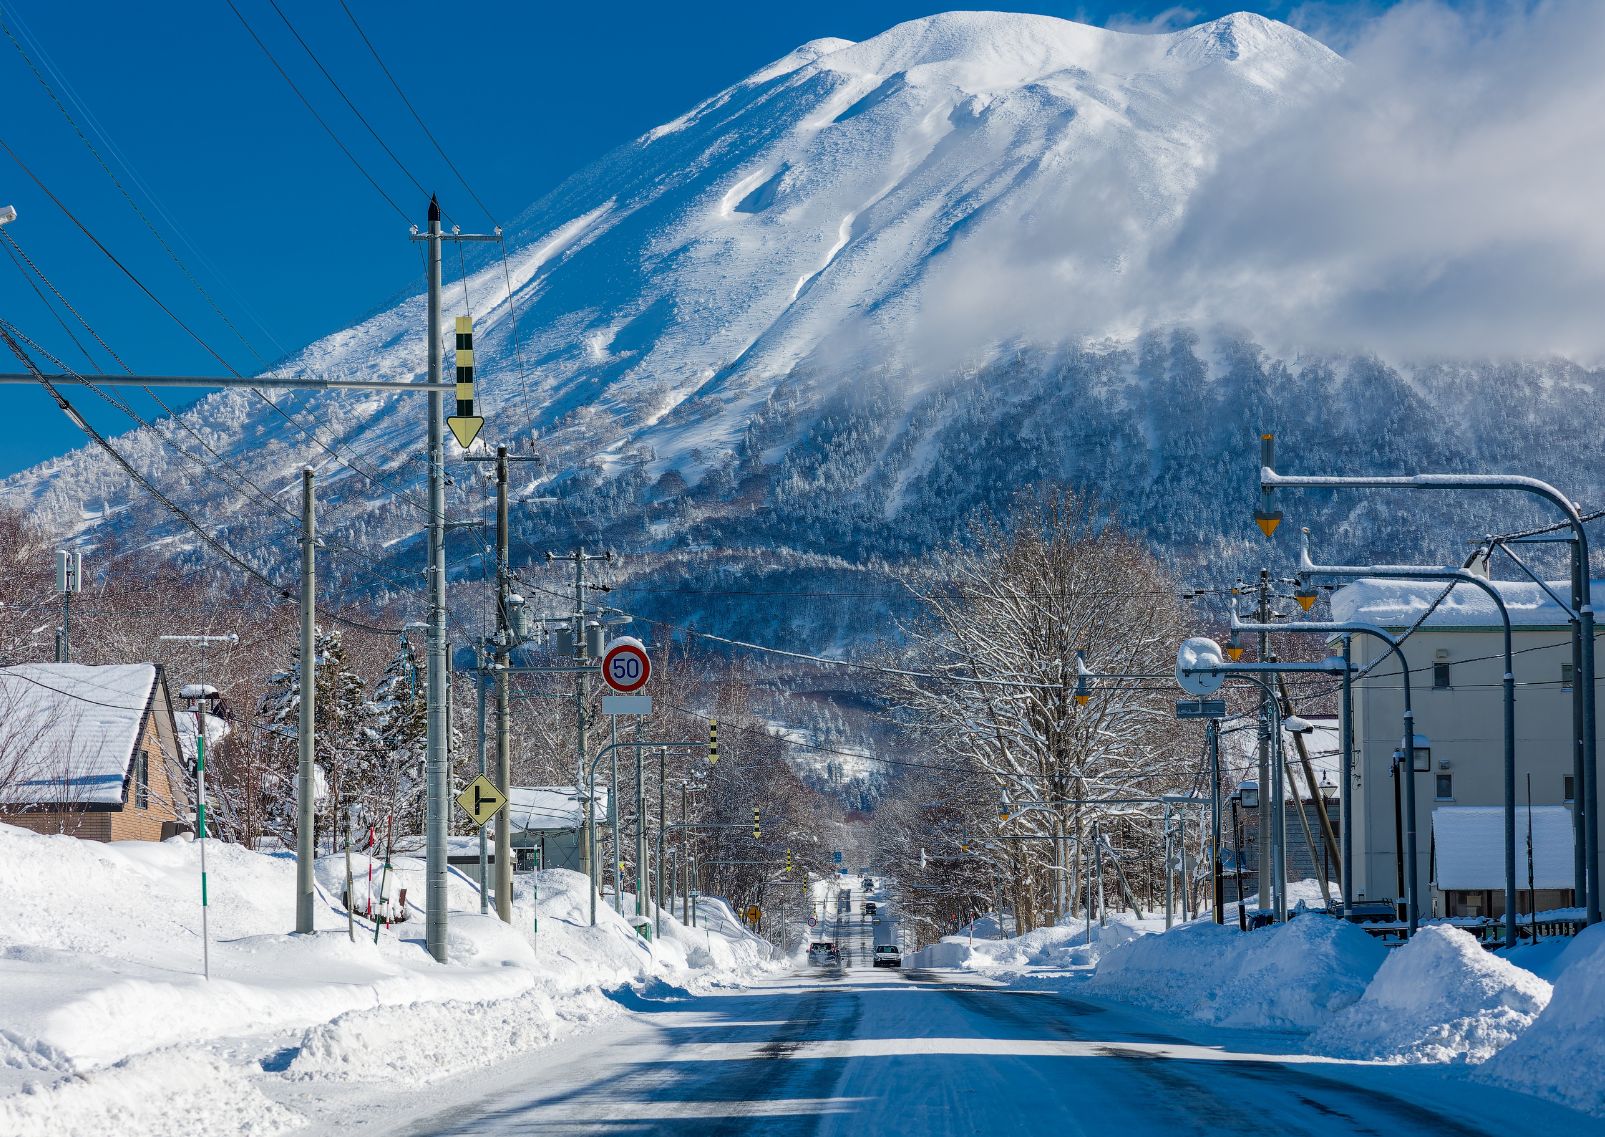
[
  {"x1": 708, "y1": 719, "x2": 719, "y2": 765},
  {"x1": 752, "y1": 806, "x2": 761, "y2": 840}
]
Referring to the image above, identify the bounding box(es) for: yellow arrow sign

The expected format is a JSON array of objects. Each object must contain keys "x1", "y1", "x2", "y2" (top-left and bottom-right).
[
  {"x1": 447, "y1": 415, "x2": 484, "y2": 449},
  {"x1": 455, "y1": 773, "x2": 507, "y2": 827}
]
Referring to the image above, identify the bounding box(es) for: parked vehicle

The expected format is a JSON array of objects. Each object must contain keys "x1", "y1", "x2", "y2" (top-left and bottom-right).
[{"x1": 872, "y1": 944, "x2": 902, "y2": 968}]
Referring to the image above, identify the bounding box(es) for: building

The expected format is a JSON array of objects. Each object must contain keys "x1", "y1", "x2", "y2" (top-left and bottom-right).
[
  {"x1": 0, "y1": 662, "x2": 185, "y2": 842},
  {"x1": 1331, "y1": 577, "x2": 1601, "y2": 918},
  {"x1": 449, "y1": 786, "x2": 609, "y2": 882}
]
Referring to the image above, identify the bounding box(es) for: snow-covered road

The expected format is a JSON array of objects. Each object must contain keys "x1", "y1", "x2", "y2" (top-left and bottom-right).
[{"x1": 400, "y1": 958, "x2": 1595, "y2": 1136}]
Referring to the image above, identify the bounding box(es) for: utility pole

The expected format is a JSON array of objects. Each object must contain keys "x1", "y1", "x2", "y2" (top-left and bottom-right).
[
  {"x1": 635, "y1": 719, "x2": 646, "y2": 919},
  {"x1": 296, "y1": 467, "x2": 317, "y2": 934},
  {"x1": 494, "y1": 446, "x2": 513, "y2": 922},
  {"x1": 54, "y1": 549, "x2": 82, "y2": 663},
  {"x1": 547, "y1": 548, "x2": 610, "y2": 885},
  {"x1": 463, "y1": 444, "x2": 538, "y2": 923},
  {"x1": 412, "y1": 197, "x2": 497, "y2": 962}
]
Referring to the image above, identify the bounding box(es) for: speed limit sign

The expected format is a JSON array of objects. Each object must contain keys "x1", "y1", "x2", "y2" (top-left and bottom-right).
[{"x1": 601, "y1": 636, "x2": 651, "y2": 693}]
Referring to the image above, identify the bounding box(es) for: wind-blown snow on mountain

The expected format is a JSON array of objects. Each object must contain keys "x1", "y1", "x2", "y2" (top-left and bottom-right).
[{"x1": 5, "y1": 12, "x2": 1602, "y2": 647}]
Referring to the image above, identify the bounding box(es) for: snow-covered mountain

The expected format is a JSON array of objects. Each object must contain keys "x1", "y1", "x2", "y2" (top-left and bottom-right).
[{"x1": 6, "y1": 11, "x2": 1602, "y2": 648}]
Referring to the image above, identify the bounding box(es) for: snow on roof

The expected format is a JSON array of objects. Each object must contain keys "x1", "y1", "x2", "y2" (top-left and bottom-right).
[
  {"x1": 1433, "y1": 806, "x2": 1575, "y2": 891},
  {"x1": 505, "y1": 786, "x2": 607, "y2": 833},
  {"x1": 1223, "y1": 715, "x2": 1343, "y2": 800},
  {"x1": 0, "y1": 663, "x2": 164, "y2": 806},
  {"x1": 1329, "y1": 578, "x2": 1601, "y2": 629}
]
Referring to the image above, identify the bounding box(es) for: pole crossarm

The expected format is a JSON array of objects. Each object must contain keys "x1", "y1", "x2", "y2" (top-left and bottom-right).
[{"x1": 1261, "y1": 449, "x2": 1599, "y2": 925}]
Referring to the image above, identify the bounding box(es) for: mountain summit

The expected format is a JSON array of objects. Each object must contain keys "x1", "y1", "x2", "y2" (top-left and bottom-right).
[{"x1": 6, "y1": 12, "x2": 1595, "y2": 645}]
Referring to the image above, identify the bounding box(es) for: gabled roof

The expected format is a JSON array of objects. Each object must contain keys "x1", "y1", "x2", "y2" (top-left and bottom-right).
[
  {"x1": 505, "y1": 786, "x2": 607, "y2": 833},
  {"x1": 0, "y1": 663, "x2": 174, "y2": 807},
  {"x1": 1330, "y1": 578, "x2": 1605, "y2": 630}
]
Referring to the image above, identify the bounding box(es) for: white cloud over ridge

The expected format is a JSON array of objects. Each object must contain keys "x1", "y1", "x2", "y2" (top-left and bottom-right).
[
  {"x1": 912, "y1": 2, "x2": 1605, "y2": 366},
  {"x1": 1164, "y1": 0, "x2": 1605, "y2": 361}
]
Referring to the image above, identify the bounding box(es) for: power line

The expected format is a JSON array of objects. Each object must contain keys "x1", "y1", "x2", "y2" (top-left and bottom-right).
[
  {"x1": 222, "y1": 0, "x2": 409, "y2": 223},
  {"x1": 262, "y1": 0, "x2": 435, "y2": 208},
  {"x1": 0, "y1": 136, "x2": 429, "y2": 515},
  {"x1": 0, "y1": 325, "x2": 402, "y2": 637},
  {"x1": 335, "y1": 0, "x2": 494, "y2": 223}
]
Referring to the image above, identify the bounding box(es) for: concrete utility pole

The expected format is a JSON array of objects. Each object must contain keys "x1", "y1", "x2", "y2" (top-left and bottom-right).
[
  {"x1": 54, "y1": 549, "x2": 82, "y2": 663},
  {"x1": 495, "y1": 447, "x2": 513, "y2": 922},
  {"x1": 547, "y1": 547, "x2": 610, "y2": 884},
  {"x1": 297, "y1": 467, "x2": 317, "y2": 934},
  {"x1": 412, "y1": 197, "x2": 498, "y2": 962},
  {"x1": 1254, "y1": 570, "x2": 1278, "y2": 919},
  {"x1": 464, "y1": 444, "x2": 539, "y2": 923}
]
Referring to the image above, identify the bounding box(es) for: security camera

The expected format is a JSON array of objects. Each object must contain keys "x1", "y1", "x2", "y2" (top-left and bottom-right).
[{"x1": 0, "y1": 204, "x2": 16, "y2": 226}]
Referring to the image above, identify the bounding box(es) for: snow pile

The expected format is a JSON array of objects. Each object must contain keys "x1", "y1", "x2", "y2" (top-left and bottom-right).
[
  {"x1": 0, "y1": 1051, "x2": 299, "y2": 1137},
  {"x1": 1088, "y1": 914, "x2": 1387, "y2": 1031},
  {"x1": 0, "y1": 822, "x2": 779, "y2": 1135},
  {"x1": 1479, "y1": 924, "x2": 1605, "y2": 1116},
  {"x1": 905, "y1": 914, "x2": 1152, "y2": 971},
  {"x1": 1310, "y1": 925, "x2": 1551, "y2": 1063}
]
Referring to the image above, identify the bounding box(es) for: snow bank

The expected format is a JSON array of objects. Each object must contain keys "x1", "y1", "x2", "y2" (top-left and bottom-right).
[
  {"x1": 1479, "y1": 924, "x2": 1605, "y2": 1116},
  {"x1": 906, "y1": 915, "x2": 1150, "y2": 971},
  {"x1": 0, "y1": 1051, "x2": 300, "y2": 1137},
  {"x1": 0, "y1": 821, "x2": 781, "y2": 1134},
  {"x1": 1310, "y1": 925, "x2": 1550, "y2": 1063},
  {"x1": 1087, "y1": 914, "x2": 1387, "y2": 1031}
]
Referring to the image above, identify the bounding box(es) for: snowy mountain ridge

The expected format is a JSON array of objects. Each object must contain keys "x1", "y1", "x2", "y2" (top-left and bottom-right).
[{"x1": 4, "y1": 11, "x2": 1601, "y2": 652}]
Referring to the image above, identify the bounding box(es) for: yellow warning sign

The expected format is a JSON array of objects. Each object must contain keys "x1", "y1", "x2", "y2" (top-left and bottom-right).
[{"x1": 455, "y1": 774, "x2": 507, "y2": 827}]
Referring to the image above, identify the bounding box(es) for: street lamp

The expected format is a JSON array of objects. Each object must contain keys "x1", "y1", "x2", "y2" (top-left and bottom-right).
[
  {"x1": 1227, "y1": 605, "x2": 1421, "y2": 931},
  {"x1": 1298, "y1": 527, "x2": 1520, "y2": 947},
  {"x1": 1260, "y1": 433, "x2": 1600, "y2": 926}
]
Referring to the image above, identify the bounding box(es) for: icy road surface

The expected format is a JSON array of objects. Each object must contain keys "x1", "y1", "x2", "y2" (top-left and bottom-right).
[{"x1": 393, "y1": 914, "x2": 1594, "y2": 1135}]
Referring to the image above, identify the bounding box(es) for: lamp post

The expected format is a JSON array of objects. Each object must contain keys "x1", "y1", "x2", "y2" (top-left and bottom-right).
[
  {"x1": 1174, "y1": 639, "x2": 1355, "y2": 922},
  {"x1": 1226, "y1": 606, "x2": 1423, "y2": 929},
  {"x1": 1297, "y1": 530, "x2": 1520, "y2": 948},
  {"x1": 1260, "y1": 435, "x2": 1600, "y2": 925}
]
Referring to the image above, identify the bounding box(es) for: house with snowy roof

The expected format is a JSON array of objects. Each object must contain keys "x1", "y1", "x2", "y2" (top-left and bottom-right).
[
  {"x1": 0, "y1": 662, "x2": 185, "y2": 842},
  {"x1": 443, "y1": 786, "x2": 609, "y2": 881},
  {"x1": 1330, "y1": 577, "x2": 1599, "y2": 920}
]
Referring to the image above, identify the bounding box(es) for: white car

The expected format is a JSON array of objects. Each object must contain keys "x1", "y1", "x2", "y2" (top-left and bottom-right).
[{"x1": 872, "y1": 944, "x2": 902, "y2": 968}]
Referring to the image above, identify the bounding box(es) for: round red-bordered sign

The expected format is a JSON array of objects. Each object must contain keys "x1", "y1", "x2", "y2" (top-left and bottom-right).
[{"x1": 601, "y1": 637, "x2": 651, "y2": 693}]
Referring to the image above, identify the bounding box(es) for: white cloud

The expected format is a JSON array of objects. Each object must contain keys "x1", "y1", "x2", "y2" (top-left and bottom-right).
[
  {"x1": 901, "y1": 1, "x2": 1605, "y2": 367},
  {"x1": 1159, "y1": 0, "x2": 1605, "y2": 360}
]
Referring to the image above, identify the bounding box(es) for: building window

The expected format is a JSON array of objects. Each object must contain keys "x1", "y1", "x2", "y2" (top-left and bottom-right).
[
  {"x1": 1565, "y1": 776, "x2": 1575, "y2": 803},
  {"x1": 1435, "y1": 773, "x2": 1454, "y2": 801},
  {"x1": 1433, "y1": 660, "x2": 1452, "y2": 689},
  {"x1": 134, "y1": 750, "x2": 149, "y2": 809},
  {"x1": 1562, "y1": 663, "x2": 1575, "y2": 690}
]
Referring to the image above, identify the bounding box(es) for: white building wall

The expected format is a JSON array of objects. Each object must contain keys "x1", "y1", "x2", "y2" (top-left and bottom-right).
[{"x1": 1348, "y1": 623, "x2": 1591, "y2": 911}]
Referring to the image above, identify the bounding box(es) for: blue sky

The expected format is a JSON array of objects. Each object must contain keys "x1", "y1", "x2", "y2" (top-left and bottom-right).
[{"x1": 0, "y1": 1, "x2": 1401, "y2": 476}]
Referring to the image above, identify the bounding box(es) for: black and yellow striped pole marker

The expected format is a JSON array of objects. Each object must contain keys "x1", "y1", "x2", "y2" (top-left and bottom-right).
[
  {"x1": 753, "y1": 806, "x2": 761, "y2": 840},
  {"x1": 447, "y1": 315, "x2": 485, "y2": 448},
  {"x1": 708, "y1": 719, "x2": 719, "y2": 765}
]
